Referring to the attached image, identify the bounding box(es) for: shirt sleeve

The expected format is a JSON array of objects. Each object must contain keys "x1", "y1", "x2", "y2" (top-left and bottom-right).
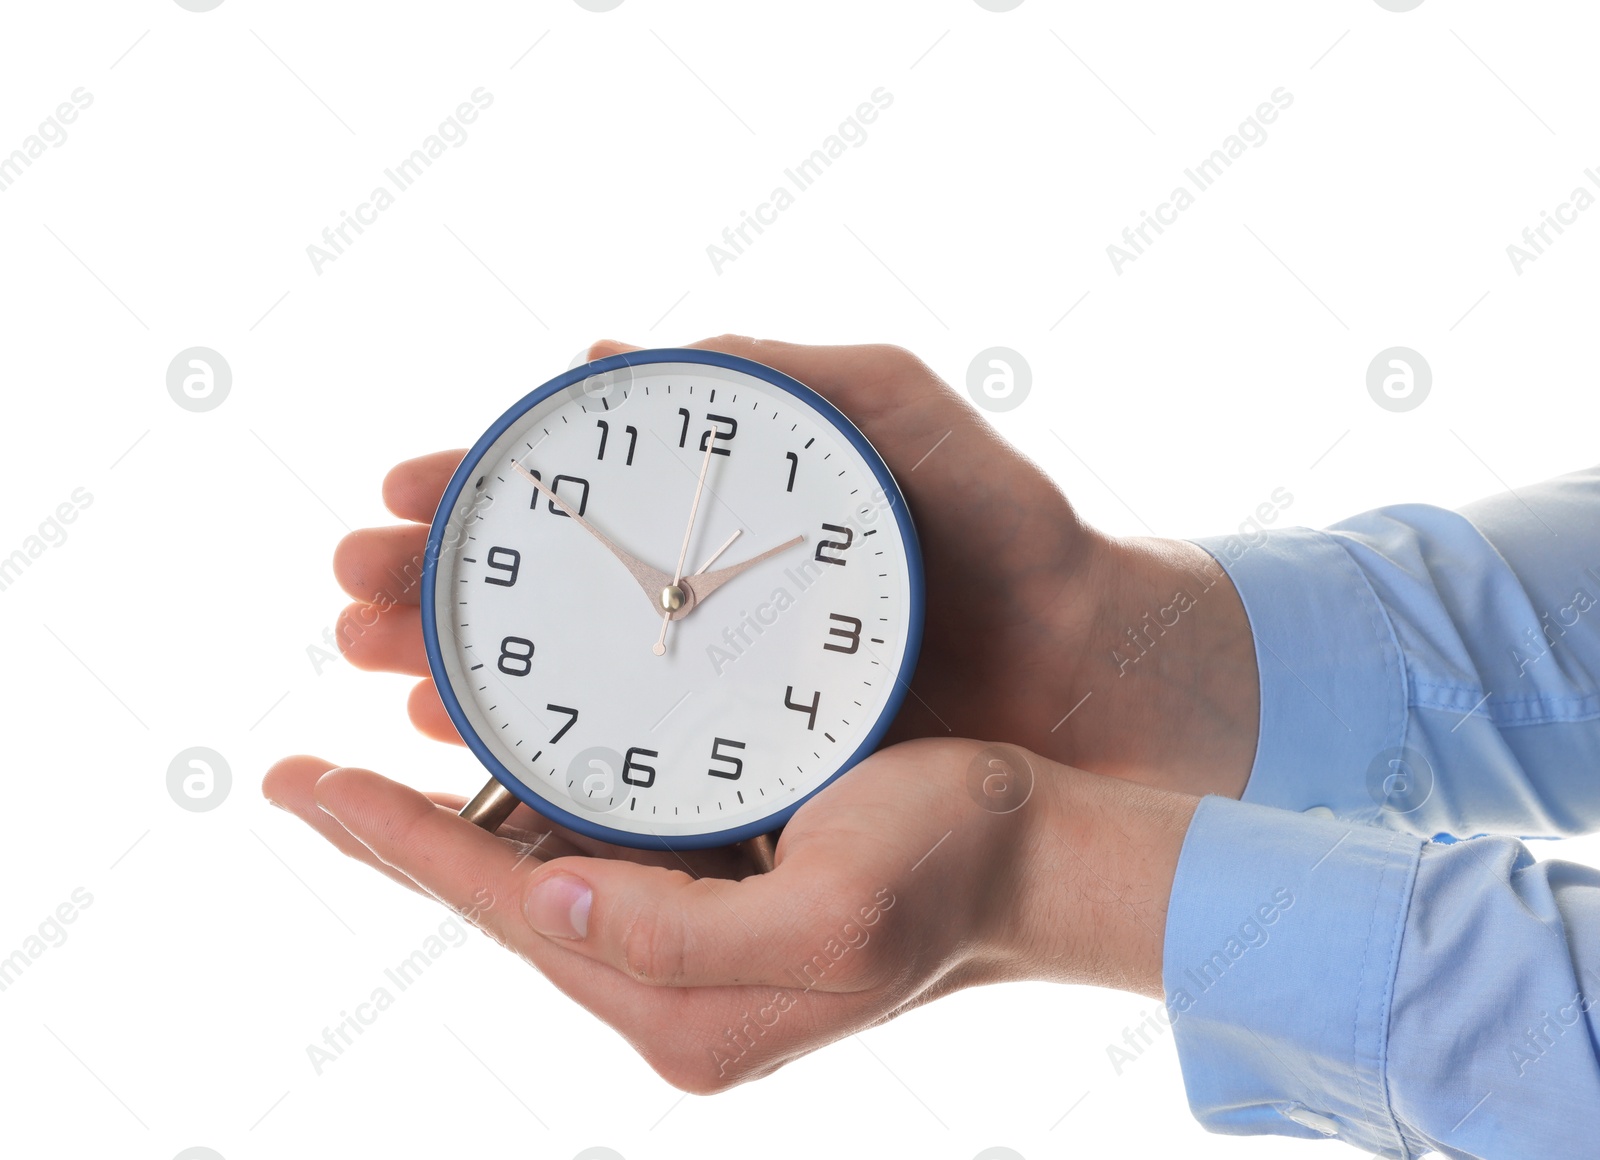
[
  {"x1": 1162, "y1": 467, "x2": 1600, "y2": 1155},
  {"x1": 1164, "y1": 796, "x2": 1600, "y2": 1157},
  {"x1": 1192, "y1": 464, "x2": 1600, "y2": 840}
]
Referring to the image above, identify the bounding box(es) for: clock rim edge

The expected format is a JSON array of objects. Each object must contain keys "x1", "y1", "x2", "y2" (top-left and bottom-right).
[{"x1": 420, "y1": 346, "x2": 926, "y2": 851}]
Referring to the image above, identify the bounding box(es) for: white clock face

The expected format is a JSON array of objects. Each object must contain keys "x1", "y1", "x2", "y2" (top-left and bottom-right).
[{"x1": 426, "y1": 354, "x2": 921, "y2": 848}]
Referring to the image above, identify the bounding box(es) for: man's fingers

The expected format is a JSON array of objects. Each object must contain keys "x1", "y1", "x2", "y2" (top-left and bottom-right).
[
  {"x1": 680, "y1": 335, "x2": 947, "y2": 428},
  {"x1": 337, "y1": 602, "x2": 428, "y2": 676},
  {"x1": 521, "y1": 850, "x2": 874, "y2": 992},
  {"x1": 587, "y1": 336, "x2": 968, "y2": 471},
  {"x1": 586, "y1": 339, "x2": 641, "y2": 360},
  {"x1": 594, "y1": 335, "x2": 911, "y2": 420},
  {"x1": 333, "y1": 526, "x2": 431, "y2": 605},
  {"x1": 407, "y1": 678, "x2": 464, "y2": 744},
  {"x1": 382, "y1": 450, "x2": 467, "y2": 523},
  {"x1": 266, "y1": 757, "x2": 591, "y2": 879},
  {"x1": 271, "y1": 758, "x2": 886, "y2": 1092},
  {"x1": 313, "y1": 767, "x2": 548, "y2": 949},
  {"x1": 262, "y1": 756, "x2": 431, "y2": 894},
  {"x1": 599, "y1": 335, "x2": 889, "y2": 409},
  {"x1": 417, "y1": 794, "x2": 595, "y2": 863}
]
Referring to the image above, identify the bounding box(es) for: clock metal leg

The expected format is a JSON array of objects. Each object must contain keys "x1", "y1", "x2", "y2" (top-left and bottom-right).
[
  {"x1": 462, "y1": 776, "x2": 780, "y2": 872},
  {"x1": 460, "y1": 777, "x2": 519, "y2": 831},
  {"x1": 743, "y1": 832, "x2": 777, "y2": 874}
]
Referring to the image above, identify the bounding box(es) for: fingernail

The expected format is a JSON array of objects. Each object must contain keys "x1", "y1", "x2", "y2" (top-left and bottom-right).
[{"x1": 524, "y1": 873, "x2": 591, "y2": 940}]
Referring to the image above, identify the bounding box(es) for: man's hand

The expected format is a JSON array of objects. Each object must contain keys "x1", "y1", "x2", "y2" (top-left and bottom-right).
[
  {"x1": 329, "y1": 335, "x2": 1260, "y2": 800},
  {"x1": 273, "y1": 335, "x2": 1252, "y2": 1092},
  {"x1": 263, "y1": 739, "x2": 1195, "y2": 1092}
]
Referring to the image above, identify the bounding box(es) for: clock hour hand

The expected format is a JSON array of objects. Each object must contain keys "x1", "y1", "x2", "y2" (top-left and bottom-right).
[
  {"x1": 676, "y1": 535, "x2": 805, "y2": 616},
  {"x1": 511, "y1": 460, "x2": 674, "y2": 609}
]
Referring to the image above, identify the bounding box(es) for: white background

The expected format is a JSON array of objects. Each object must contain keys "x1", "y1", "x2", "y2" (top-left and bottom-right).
[{"x1": 1, "y1": 2, "x2": 1596, "y2": 1158}]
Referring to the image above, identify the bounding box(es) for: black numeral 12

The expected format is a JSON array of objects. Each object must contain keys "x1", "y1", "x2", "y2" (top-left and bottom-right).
[{"x1": 676, "y1": 408, "x2": 736, "y2": 456}]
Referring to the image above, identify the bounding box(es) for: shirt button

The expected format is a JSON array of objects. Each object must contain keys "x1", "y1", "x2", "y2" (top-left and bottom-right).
[
  {"x1": 1303, "y1": 806, "x2": 1335, "y2": 819},
  {"x1": 1284, "y1": 1104, "x2": 1339, "y2": 1136}
]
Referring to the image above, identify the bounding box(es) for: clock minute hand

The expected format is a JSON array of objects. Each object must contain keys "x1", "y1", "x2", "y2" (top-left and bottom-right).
[
  {"x1": 511, "y1": 460, "x2": 674, "y2": 606},
  {"x1": 677, "y1": 535, "x2": 806, "y2": 616},
  {"x1": 653, "y1": 433, "x2": 720, "y2": 656}
]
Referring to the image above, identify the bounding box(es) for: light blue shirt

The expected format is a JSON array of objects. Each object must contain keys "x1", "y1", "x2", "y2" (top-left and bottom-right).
[{"x1": 1165, "y1": 466, "x2": 1600, "y2": 1158}]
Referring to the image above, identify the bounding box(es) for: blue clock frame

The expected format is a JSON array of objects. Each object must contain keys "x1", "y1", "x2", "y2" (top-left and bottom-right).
[{"x1": 421, "y1": 347, "x2": 925, "y2": 851}]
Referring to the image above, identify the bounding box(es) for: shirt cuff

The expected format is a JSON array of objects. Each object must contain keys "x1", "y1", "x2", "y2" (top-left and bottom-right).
[
  {"x1": 1191, "y1": 527, "x2": 1407, "y2": 822},
  {"x1": 1163, "y1": 795, "x2": 1423, "y2": 1155}
]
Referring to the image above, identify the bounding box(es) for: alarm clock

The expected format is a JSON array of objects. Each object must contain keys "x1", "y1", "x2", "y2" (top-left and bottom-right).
[{"x1": 421, "y1": 348, "x2": 924, "y2": 851}]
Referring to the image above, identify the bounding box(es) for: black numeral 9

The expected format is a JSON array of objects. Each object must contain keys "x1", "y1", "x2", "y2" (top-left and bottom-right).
[{"x1": 484, "y1": 546, "x2": 520, "y2": 587}]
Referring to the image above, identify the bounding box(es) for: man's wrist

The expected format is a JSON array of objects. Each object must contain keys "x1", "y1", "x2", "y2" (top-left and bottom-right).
[
  {"x1": 1008, "y1": 754, "x2": 1198, "y2": 998},
  {"x1": 1058, "y1": 534, "x2": 1259, "y2": 799}
]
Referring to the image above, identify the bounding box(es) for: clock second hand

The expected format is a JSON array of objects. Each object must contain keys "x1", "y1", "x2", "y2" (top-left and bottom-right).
[
  {"x1": 653, "y1": 432, "x2": 719, "y2": 656},
  {"x1": 694, "y1": 528, "x2": 742, "y2": 576},
  {"x1": 679, "y1": 533, "x2": 805, "y2": 609}
]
